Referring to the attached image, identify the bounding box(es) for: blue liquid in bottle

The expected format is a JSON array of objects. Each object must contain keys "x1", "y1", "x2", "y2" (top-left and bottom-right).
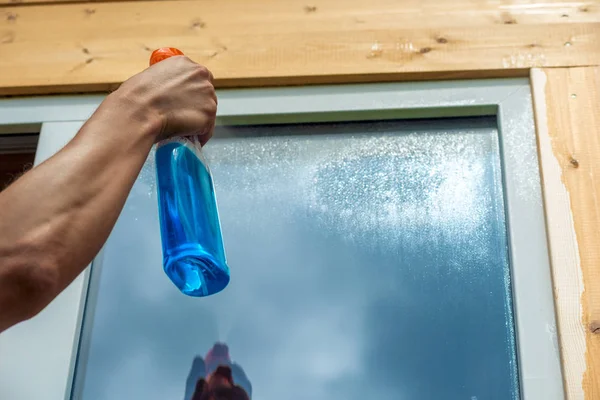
[{"x1": 155, "y1": 137, "x2": 230, "y2": 297}]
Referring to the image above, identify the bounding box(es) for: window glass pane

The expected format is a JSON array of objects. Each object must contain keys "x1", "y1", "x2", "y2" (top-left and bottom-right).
[{"x1": 74, "y1": 117, "x2": 519, "y2": 400}]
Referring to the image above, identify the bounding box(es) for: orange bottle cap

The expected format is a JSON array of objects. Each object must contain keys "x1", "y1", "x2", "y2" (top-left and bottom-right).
[{"x1": 150, "y1": 47, "x2": 184, "y2": 66}]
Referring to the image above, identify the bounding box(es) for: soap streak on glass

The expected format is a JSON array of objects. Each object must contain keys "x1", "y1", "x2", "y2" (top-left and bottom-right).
[{"x1": 155, "y1": 137, "x2": 230, "y2": 297}]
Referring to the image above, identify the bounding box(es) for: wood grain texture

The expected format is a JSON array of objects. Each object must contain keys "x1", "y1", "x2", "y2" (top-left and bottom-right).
[
  {"x1": 1, "y1": 0, "x2": 599, "y2": 17},
  {"x1": 0, "y1": 0, "x2": 599, "y2": 95},
  {"x1": 532, "y1": 67, "x2": 600, "y2": 399}
]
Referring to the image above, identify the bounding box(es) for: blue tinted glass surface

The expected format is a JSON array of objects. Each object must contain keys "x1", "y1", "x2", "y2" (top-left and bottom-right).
[{"x1": 74, "y1": 117, "x2": 518, "y2": 400}]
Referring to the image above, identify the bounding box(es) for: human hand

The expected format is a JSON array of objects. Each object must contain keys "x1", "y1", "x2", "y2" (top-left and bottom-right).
[{"x1": 113, "y1": 56, "x2": 217, "y2": 144}]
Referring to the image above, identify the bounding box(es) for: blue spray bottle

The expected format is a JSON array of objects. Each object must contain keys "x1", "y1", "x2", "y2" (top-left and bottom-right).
[{"x1": 150, "y1": 48, "x2": 230, "y2": 297}]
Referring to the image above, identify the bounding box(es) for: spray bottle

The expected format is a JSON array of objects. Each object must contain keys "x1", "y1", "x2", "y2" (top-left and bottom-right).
[{"x1": 150, "y1": 47, "x2": 230, "y2": 297}]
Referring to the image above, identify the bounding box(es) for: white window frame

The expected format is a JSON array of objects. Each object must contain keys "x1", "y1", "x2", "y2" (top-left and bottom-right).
[{"x1": 0, "y1": 78, "x2": 564, "y2": 400}]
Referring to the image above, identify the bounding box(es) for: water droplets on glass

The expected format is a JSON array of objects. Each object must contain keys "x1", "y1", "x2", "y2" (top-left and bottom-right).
[{"x1": 75, "y1": 117, "x2": 519, "y2": 400}]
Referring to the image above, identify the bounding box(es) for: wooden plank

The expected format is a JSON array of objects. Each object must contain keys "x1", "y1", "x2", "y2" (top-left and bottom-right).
[
  {"x1": 1, "y1": 0, "x2": 599, "y2": 17},
  {"x1": 0, "y1": 0, "x2": 591, "y2": 10},
  {"x1": 3, "y1": 0, "x2": 599, "y2": 31},
  {"x1": 3, "y1": 0, "x2": 600, "y2": 34},
  {"x1": 1, "y1": 0, "x2": 599, "y2": 21},
  {"x1": 531, "y1": 67, "x2": 600, "y2": 399},
  {"x1": 1, "y1": 0, "x2": 126, "y2": 4},
  {"x1": 0, "y1": 0, "x2": 599, "y2": 95}
]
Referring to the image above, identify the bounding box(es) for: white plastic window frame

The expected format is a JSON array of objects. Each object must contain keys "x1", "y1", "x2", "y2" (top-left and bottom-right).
[{"x1": 0, "y1": 78, "x2": 564, "y2": 400}]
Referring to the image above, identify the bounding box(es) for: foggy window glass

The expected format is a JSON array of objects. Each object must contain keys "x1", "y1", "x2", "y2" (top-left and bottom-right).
[{"x1": 74, "y1": 117, "x2": 519, "y2": 400}]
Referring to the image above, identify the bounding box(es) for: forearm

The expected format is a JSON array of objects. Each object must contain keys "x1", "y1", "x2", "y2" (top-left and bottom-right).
[{"x1": 0, "y1": 93, "x2": 160, "y2": 331}]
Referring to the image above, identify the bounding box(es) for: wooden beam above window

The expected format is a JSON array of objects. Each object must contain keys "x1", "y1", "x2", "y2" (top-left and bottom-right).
[{"x1": 0, "y1": 0, "x2": 598, "y2": 95}]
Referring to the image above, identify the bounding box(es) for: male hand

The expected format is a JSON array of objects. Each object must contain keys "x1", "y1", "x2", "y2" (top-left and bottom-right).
[{"x1": 112, "y1": 56, "x2": 217, "y2": 144}]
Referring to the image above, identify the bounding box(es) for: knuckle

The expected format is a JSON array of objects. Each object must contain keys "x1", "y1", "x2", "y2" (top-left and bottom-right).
[
  {"x1": 194, "y1": 64, "x2": 210, "y2": 77},
  {"x1": 201, "y1": 79, "x2": 214, "y2": 90},
  {"x1": 202, "y1": 81, "x2": 216, "y2": 97},
  {"x1": 203, "y1": 98, "x2": 217, "y2": 116},
  {"x1": 207, "y1": 100, "x2": 217, "y2": 116}
]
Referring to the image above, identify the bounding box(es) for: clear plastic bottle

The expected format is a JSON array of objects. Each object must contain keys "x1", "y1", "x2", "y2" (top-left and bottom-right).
[{"x1": 151, "y1": 48, "x2": 230, "y2": 297}]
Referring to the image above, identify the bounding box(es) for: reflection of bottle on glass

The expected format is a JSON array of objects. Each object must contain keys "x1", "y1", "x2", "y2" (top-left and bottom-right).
[
  {"x1": 150, "y1": 48, "x2": 230, "y2": 298},
  {"x1": 184, "y1": 343, "x2": 252, "y2": 400}
]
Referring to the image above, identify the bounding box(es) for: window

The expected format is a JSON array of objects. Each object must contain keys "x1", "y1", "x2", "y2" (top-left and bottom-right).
[
  {"x1": 0, "y1": 79, "x2": 564, "y2": 400},
  {"x1": 75, "y1": 117, "x2": 518, "y2": 400}
]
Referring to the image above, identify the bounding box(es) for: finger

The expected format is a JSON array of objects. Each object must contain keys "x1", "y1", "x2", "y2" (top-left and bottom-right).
[{"x1": 200, "y1": 119, "x2": 215, "y2": 146}]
